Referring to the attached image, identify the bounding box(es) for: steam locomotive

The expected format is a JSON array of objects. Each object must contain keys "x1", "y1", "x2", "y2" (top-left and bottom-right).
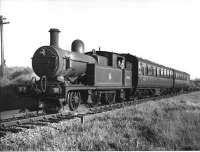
[{"x1": 17, "y1": 28, "x2": 190, "y2": 113}]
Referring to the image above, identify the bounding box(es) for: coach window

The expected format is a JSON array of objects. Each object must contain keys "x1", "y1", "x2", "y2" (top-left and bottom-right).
[
  {"x1": 153, "y1": 66, "x2": 156, "y2": 76},
  {"x1": 160, "y1": 69, "x2": 162, "y2": 77},
  {"x1": 147, "y1": 65, "x2": 149, "y2": 75},
  {"x1": 160, "y1": 68, "x2": 162, "y2": 77},
  {"x1": 154, "y1": 67, "x2": 156, "y2": 76},
  {"x1": 145, "y1": 64, "x2": 148, "y2": 75},
  {"x1": 142, "y1": 64, "x2": 145, "y2": 75},
  {"x1": 152, "y1": 66, "x2": 155, "y2": 76},
  {"x1": 152, "y1": 66, "x2": 154, "y2": 76},
  {"x1": 148, "y1": 65, "x2": 151, "y2": 76},
  {"x1": 140, "y1": 62, "x2": 144, "y2": 75},
  {"x1": 143, "y1": 64, "x2": 146, "y2": 75},
  {"x1": 163, "y1": 69, "x2": 165, "y2": 77},
  {"x1": 164, "y1": 69, "x2": 167, "y2": 77},
  {"x1": 162, "y1": 69, "x2": 164, "y2": 77},
  {"x1": 156, "y1": 68, "x2": 159, "y2": 77},
  {"x1": 138, "y1": 62, "x2": 142, "y2": 75},
  {"x1": 156, "y1": 68, "x2": 159, "y2": 76},
  {"x1": 142, "y1": 63, "x2": 145, "y2": 75},
  {"x1": 150, "y1": 66, "x2": 153, "y2": 76},
  {"x1": 159, "y1": 68, "x2": 161, "y2": 77},
  {"x1": 148, "y1": 65, "x2": 152, "y2": 76},
  {"x1": 166, "y1": 70, "x2": 168, "y2": 78}
]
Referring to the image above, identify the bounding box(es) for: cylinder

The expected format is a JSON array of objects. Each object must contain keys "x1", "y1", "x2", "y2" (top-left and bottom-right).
[{"x1": 49, "y1": 28, "x2": 60, "y2": 47}]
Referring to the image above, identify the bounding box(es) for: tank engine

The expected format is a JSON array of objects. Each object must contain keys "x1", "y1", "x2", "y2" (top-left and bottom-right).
[{"x1": 17, "y1": 28, "x2": 191, "y2": 113}]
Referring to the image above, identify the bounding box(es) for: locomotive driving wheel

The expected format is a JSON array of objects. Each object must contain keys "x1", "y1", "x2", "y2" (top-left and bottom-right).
[
  {"x1": 101, "y1": 91, "x2": 116, "y2": 105},
  {"x1": 67, "y1": 91, "x2": 81, "y2": 111}
]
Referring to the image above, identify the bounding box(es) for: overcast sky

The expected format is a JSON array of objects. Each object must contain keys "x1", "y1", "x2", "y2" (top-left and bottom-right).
[{"x1": 0, "y1": 0, "x2": 200, "y2": 79}]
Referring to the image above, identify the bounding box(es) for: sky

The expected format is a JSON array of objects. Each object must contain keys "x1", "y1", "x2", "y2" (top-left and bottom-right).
[{"x1": 0, "y1": 0, "x2": 200, "y2": 79}]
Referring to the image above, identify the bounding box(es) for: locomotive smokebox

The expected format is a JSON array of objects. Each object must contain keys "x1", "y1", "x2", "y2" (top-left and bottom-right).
[
  {"x1": 71, "y1": 39, "x2": 85, "y2": 53},
  {"x1": 49, "y1": 28, "x2": 60, "y2": 47}
]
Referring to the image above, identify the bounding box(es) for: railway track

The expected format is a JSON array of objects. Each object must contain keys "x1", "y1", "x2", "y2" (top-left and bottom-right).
[{"x1": 0, "y1": 91, "x2": 193, "y2": 137}]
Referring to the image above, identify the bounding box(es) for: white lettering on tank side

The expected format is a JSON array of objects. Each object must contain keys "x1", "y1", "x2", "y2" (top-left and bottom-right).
[
  {"x1": 108, "y1": 73, "x2": 112, "y2": 80},
  {"x1": 126, "y1": 76, "x2": 130, "y2": 79}
]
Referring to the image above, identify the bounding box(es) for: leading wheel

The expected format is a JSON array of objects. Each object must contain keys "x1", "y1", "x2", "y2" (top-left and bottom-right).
[{"x1": 67, "y1": 91, "x2": 81, "y2": 111}]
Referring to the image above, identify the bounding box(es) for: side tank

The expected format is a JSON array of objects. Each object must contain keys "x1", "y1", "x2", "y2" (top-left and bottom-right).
[{"x1": 32, "y1": 29, "x2": 96, "y2": 80}]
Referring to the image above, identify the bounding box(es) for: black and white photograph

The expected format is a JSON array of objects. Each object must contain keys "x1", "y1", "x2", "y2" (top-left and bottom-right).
[{"x1": 0, "y1": 0, "x2": 200, "y2": 151}]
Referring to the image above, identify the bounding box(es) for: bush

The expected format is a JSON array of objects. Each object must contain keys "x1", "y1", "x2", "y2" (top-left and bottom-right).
[{"x1": 0, "y1": 66, "x2": 34, "y2": 86}]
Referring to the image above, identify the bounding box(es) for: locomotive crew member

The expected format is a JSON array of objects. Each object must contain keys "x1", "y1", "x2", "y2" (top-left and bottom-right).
[{"x1": 118, "y1": 58, "x2": 125, "y2": 69}]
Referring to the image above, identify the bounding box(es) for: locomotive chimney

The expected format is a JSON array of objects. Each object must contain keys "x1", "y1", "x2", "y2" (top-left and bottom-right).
[{"x1": 49, "y1": 28, "x2": 60, "y2": 47}]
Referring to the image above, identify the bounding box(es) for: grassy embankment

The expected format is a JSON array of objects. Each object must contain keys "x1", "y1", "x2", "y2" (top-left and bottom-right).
[{"x1": 1, "y1": 91, "x2": 200, "y2": 150}]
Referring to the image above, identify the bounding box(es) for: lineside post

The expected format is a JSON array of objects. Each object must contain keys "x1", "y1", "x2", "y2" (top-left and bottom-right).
[{"x1": 0, "y1": 15, "x2": 9, "y2": 79}]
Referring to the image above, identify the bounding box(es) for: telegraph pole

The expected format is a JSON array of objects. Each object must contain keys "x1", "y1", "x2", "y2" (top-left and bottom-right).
[{"x1": 0, "y1": 15, "x2": 9, "y2": 79}]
